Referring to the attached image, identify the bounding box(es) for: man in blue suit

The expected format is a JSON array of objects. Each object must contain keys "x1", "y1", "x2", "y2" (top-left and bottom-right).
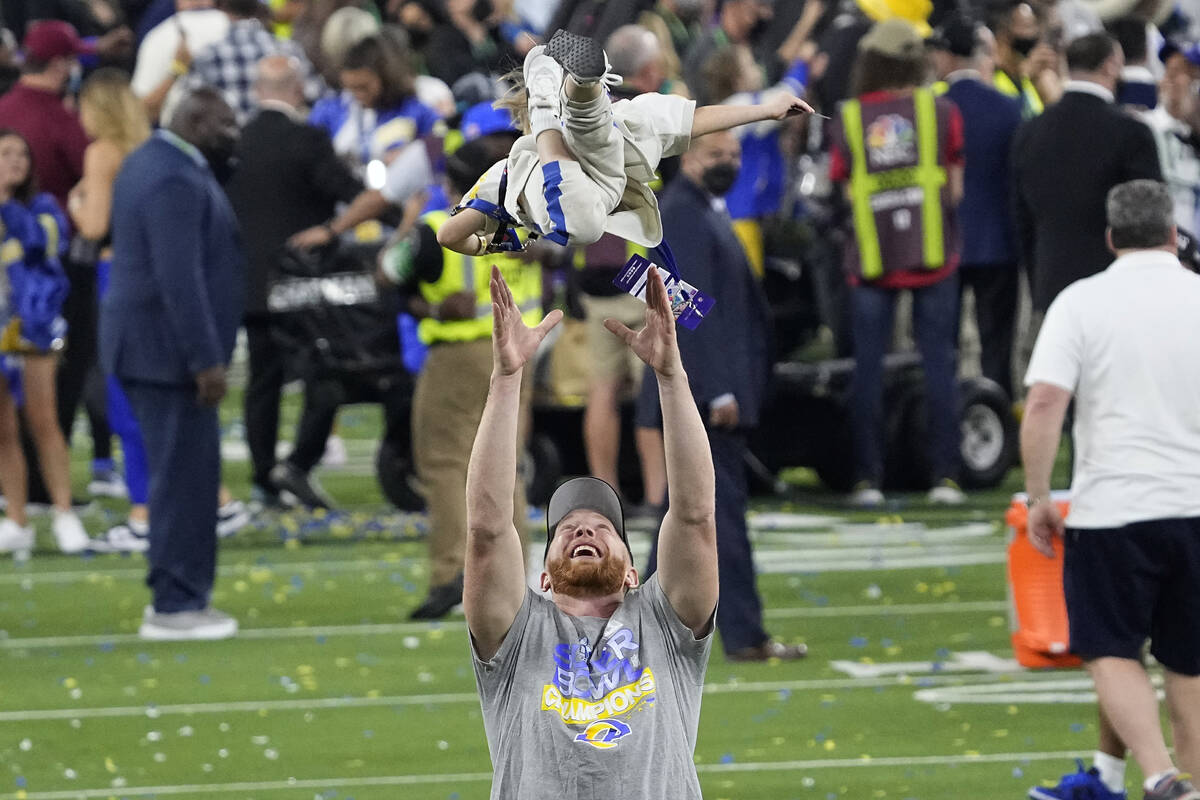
[
  {"x1": 101, "y1": 88, "x2": 245, "y2": 641},
  {"x1": 637, "y1": 130, "x2": 807, "y2": 662}
]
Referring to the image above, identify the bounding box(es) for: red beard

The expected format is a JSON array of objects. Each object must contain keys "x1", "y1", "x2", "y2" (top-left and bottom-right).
[{"x1": 546, "y1": 551, "x2": 627, "y2": 598}]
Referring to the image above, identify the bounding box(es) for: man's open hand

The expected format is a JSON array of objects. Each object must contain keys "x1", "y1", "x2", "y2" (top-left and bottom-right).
[
  {"x1": 604, "y1": 266, "x2": 683, "y2": 378},
  {"x1": 1027, "y1": 499, "x2": 1065, "y2": 558},
  {"x1": 490, "y1": 265, "x2": 561, "y2": 377}
]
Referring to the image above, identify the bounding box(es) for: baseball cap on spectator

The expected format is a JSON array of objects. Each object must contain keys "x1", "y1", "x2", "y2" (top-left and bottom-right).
[
  {"x1": 928, "y1": 12, "x2": 977, "y2": 56},
  {"x1": 461, "y1": 102, "x2": 518, "y2": 141},
  {"x1": 860, "y1": 18, "x2": 927, "y2": 58},
  {"x1": 544, "y1": 477, "x2": 632, "y2": 562},
  {"x1": 1159, "y1": 39, "x2": 1200, "y2": 67},
  {"x1": 23, "y1": 20, "x2": 95, "y2": 62}
]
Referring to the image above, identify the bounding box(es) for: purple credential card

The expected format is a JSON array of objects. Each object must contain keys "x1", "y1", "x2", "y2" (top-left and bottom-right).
[{"x1": 612, "y1": 254, "x2": 715, "y2": 330}]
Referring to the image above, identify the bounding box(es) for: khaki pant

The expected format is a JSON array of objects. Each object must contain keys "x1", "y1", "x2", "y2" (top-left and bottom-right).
[{"x1": 412, "y1": 338, "x2": 532, "y2": 586}]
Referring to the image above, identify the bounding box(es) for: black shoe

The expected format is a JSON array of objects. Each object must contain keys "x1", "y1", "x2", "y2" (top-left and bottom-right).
[
  {"x1": 268, "y1": 462, "x2": 333, "y2": 510},
  {"x1": 410, "y1": 574, "x2": 464, "y2": 620},
  {"x1": 543, "y1": 28, "x2": 610, "y2": 84},
  {"x1": 727, "y1": 639, "x2": 809, "y2": 662}
]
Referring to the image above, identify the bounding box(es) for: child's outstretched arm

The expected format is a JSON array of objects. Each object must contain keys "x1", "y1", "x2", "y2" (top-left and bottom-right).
[
  {"x1": 690, "y1": 93, "x2": 815, "y2": 139},
  {"x1": 437, "y1": 207, "x2": 490, "y2": 256}
]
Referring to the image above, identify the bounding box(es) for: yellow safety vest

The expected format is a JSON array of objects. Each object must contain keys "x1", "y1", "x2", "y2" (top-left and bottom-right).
[
  {"x1": 994, "y1": 70, "x2": 1043, "y2": 117},
  {"x1": 417, "y1": 210, "x2": 542, "y2": 345},
  {"x1": 841, "y1": 88, "x2": 947, "y2": 280}
]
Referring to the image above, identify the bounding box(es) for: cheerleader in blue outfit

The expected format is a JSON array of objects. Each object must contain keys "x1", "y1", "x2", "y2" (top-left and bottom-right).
[{"x1": 0, "y1": 129, "x2": 92, "y2": 557}]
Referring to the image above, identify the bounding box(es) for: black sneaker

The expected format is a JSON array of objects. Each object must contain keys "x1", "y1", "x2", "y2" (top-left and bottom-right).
[
  {"x1": 543, "y1": 29, "x2": 615, "y2": 86},
  {"x1": 410, "y1": 573, "x2": 464, "y2": 620},
  {"x1": 269, "y1": 462, "x2": 333, "y2": 510}
]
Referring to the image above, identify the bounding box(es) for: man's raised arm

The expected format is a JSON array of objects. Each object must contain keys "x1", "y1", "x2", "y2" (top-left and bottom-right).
[
  {"x1": 464, "y1": 266, "x2": 563, "y2": 661},
  {"x1": 604, "y1": 267, "x2": 717, "y2": 635}
]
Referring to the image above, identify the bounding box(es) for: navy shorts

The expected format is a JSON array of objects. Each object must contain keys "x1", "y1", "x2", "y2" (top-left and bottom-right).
[{"x1": 1063, "y1": 517, "x2": 1200, "y2": 676}]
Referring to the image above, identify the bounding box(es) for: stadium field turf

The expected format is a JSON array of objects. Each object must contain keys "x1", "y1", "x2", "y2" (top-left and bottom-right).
[{"x1": 0, "y1": 399, "x2": 1166, "y2": 799}]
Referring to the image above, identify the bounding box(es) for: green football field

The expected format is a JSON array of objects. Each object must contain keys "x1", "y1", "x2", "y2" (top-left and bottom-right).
[{"x1": 0, "y1": 394, "x2": 1167, "y2": 800}]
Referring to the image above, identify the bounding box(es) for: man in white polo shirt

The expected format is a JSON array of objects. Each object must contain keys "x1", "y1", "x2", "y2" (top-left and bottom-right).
[{"x1": 1021, "y1": 179, "x2": 1200, "y2": 800}]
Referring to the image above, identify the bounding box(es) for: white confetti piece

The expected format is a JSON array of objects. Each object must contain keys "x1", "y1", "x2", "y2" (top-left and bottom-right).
[
  {"x1": 251, "y1": 735, "x2": 269, "y2": 746},
  {"x1": 177, "y1": 726, "x2": 193, "y2": 737},
  {"x1": 218, "y1": 749, "x2": 229, "y2": 759},
  {"x1": 63, "y1": 769, "x2": 76, "y2": 780},
  {"x1": 218, "y1": 722, "x2": 231, "y2": 732},
  {"x1": 153, "y1": 753, "x2": 166, "y2": 763},
  {"x1": 436, "y1": 741, "x2": 449, "y2": 751},
  {"x1": 18, "y1": 739, "x2": 31, "y2": 752},
  {"x1": 402, "y1": 636, "x2": 420, "y2": 649},
  {"x1": 264, "y1": 749, "x2": 279, "y2": 760},
  {"x1": 146, "y1": 731, "x2": 162, "y2": 742}
]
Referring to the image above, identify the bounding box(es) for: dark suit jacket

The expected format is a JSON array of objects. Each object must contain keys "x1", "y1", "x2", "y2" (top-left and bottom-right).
[
  {"x1": 100, "y1": 134, "x2": 245, "y2": 386},
  {"x1": 225, "y1": 107, "x2": 362, "y2": 315},
  {"x1": 661, "y1": 176, "x2": 771, "y2": 428},
  {"x1": 1012, "y1": 88, "x2": 1162, "y2": 310}
]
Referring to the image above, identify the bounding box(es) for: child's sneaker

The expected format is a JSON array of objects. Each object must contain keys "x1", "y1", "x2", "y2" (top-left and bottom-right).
[
  {"x1": 543, "y1": 28, "x2": 619, "y2": 87},
  {"x1": 523, "y1": 43, "x2": 564, "y2": 127}
]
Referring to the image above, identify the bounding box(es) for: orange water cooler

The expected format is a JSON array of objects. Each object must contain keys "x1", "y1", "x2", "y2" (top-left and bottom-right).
[{"x1": 1005, "y1": 492, "x2": 1082, "y2": 668}]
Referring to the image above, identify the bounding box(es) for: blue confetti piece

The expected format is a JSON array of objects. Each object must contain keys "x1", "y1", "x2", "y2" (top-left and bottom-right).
[
  {"x1": 198, "y1": 675, "x2": 211, "y2": 685},
  {"x1": 16, "y1": 777, "x2": 27, "y2": 788},
  {"x1": 315, "y1": 636, "x2": 327, "y2": 645},
  {"x1": 777, "y1": 689, "x2": 791, "y2": 701},
  {"x1": 175, "y1": 654, "x2": 188, "y2": 663},
  {"x1": 720, "y1": 753, "x2": 734, "y2": 764},
  {"x1": 1013, "y1": 767, "x2": 1024, "y2": 778},
  {"x1": 98, "y1": 642, "x2": 115, "y2": 652},
  {"x1": 1069, "y1": 722, "x2": 1085, "y2": 733},
  {"x1": 936, "y1": 647, "x2": 951, "y2": 659},
  {"x1": 137, "y1": 652, "x2": 151, "y2": 664},
  {"x1": 849, "y1": 637, "x2": 868, "y2": 648},
  {"x1": 363, "y1": 730, "x2": 374, "y2": 739}
]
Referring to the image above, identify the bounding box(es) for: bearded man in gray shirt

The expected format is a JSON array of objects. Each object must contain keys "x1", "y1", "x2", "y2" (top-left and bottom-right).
[{"x1": 465, "y1": 264, "x2": 719, "y2": 799}]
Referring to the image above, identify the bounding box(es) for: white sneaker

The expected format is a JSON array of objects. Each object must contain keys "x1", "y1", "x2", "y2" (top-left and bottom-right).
[
  {"x1": 52, "y1": 510, "x2": 91, "y2": 554},
  {"x1": 91, "y1": 522, "x2": 149, "y2": 554},
  {"x1": 849, "y1": 484, "x2": 885, "y2": 508},
  {"x1": 139, "y1": 607, "x2": 238, "y2": 641},
  {"x1": 928, "y1": 480, "x2": 967, "y2": 505},
  {"x1": 87, "y1": 471, "x2": 128, "y2": 499},
  {"x1": 320, "y1": 434, "x2": 347, "y2": 468},
  {"x1": 217, "y1": 499, "x2": 251, "y2": 538},
  {"x1": 523, "y1": 44, "x2": 564, "y2": 132},
  {"x1": 0, "y1": 518, "x2": 34, "y2": 558}
]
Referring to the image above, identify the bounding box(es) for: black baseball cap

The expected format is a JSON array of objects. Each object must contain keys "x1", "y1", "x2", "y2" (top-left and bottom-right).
[
  {"x1": 544, "y1": 477, "x2": 632, "y2": 561},
  {"x1": 929, "y1": 12, "x2": 978, "y2": 57}
]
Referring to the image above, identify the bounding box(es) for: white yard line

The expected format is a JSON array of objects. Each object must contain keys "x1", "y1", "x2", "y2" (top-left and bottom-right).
[
  {"x1": 0, "y1": 750, "x2": 1091, "y2": 799},
  {"x1": 0, "y1": 670, "x2": 1084, "y2": 722},
  {"x1": 0, "y1": 600, "x2": 1007, "y2": 650}
]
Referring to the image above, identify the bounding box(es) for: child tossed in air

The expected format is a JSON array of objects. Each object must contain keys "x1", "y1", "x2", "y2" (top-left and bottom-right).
[{"x1": 436, "y1": 29, "x2": 814, "y2": 256}]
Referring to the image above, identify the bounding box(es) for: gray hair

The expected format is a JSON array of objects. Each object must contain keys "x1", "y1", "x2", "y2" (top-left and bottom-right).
[
  {"x1": 1107, "y1": 179, "x2": 1175, "y2": 250},
  {"x1": 605, "y1": 25, "x2": 660, "y2": 77}
]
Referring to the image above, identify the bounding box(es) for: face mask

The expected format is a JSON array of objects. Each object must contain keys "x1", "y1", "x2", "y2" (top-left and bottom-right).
[
  {"x1": 1010, "y1": 35, "x2": 1038, "y2": 57},
  {"x1": 701, "y1": 162, "x2": 739, "y2": 196}
]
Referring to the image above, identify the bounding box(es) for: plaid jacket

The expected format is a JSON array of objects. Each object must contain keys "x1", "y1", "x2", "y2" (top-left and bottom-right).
[{"x1": 187, "y1": 19, "x2": 324, "y2": 125}]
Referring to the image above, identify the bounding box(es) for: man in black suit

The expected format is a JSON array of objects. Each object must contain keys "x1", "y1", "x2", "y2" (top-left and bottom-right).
[
  {"x1": 1012, "y1": 31, "x2": 1163, "y2": 312},
  {"x1": 225, "y1": 55, "x2": 363, "y2": 508},
  {"x1": 102, "y1": 88, "x2": 244, "y2": 640},
  {"x1": 638, "y1": 130, "x2": 806, "y2": 662}
]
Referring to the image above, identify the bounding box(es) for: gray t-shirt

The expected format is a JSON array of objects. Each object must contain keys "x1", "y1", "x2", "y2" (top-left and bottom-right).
[{"x1": 471, "y1": 574, "x2": 713, "y2": 799}]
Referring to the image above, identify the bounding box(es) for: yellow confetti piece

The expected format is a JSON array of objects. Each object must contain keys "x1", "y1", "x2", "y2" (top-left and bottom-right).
[
  {"x1": 366, "y1": 689, "x2": 380, "y2": 699},
  {"x1": 1007, "y1": 705, "x2": 1020, "y2": 715},
  {"x1": 284, "y1": 538, "x2": 301, "y2": 550},
  {"x1": 296, "y1": 665, "x2": 314, "y2": 675},
  {"x1": 258, "y1": 709, "x2": 269, "y2": 717},
  {"x1": 960, "y1": 722, "x2": 970, "y2": 732},
  {"x1": 273, "y1": 592, "x2": 287, "y2": 604},
  {"x1": 64, "y1": 678, "x2": 77, "y2": 689},
  {"x1": 989, "y1": 616, "x2": 1006, "y2": 627},
  {"x1": 15, "y1": 791, "x2": 26, "y2": 800},
  {"x1": 771, "y1": 737, "x2": 786, "y2": 746},
  {"x1": 427, "y1": 629, "x2": 445, "y2": 641},
  {"x1": 234, "y1": 580, "x2": 248, "y2": 593},
  {"x1": 915, "y1": 582, "x2": 929, "y2": 593},
  {"x1": 885, "y1": 646, "x2": 902, "y2": 656},
  {"x1": 249, "y1": 567, "x2": 273, "y2": 584},
  {"x1": 993, "y1": 729, "x2": 1009, "y2": 737},
  {"x1": 104, "y1": 757, "x2": 117, "y2": 773},
  {"x1": 823, "y1": 740, "x2": 836, "y2": 751},
  {"x1": 141, "y1": 679, "x2": 158, "y2": 689},
  {"x1": 335, "y1": 657, "x2": 350, "y2": 668},
  {"x1": 964, "y1": 750, "x2": 981, "y2": 757}
]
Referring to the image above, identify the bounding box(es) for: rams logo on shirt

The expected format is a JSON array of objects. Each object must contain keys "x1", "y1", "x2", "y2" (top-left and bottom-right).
[{"x1": 574, "y1": 719, "x2": 632, "y2": 750}]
